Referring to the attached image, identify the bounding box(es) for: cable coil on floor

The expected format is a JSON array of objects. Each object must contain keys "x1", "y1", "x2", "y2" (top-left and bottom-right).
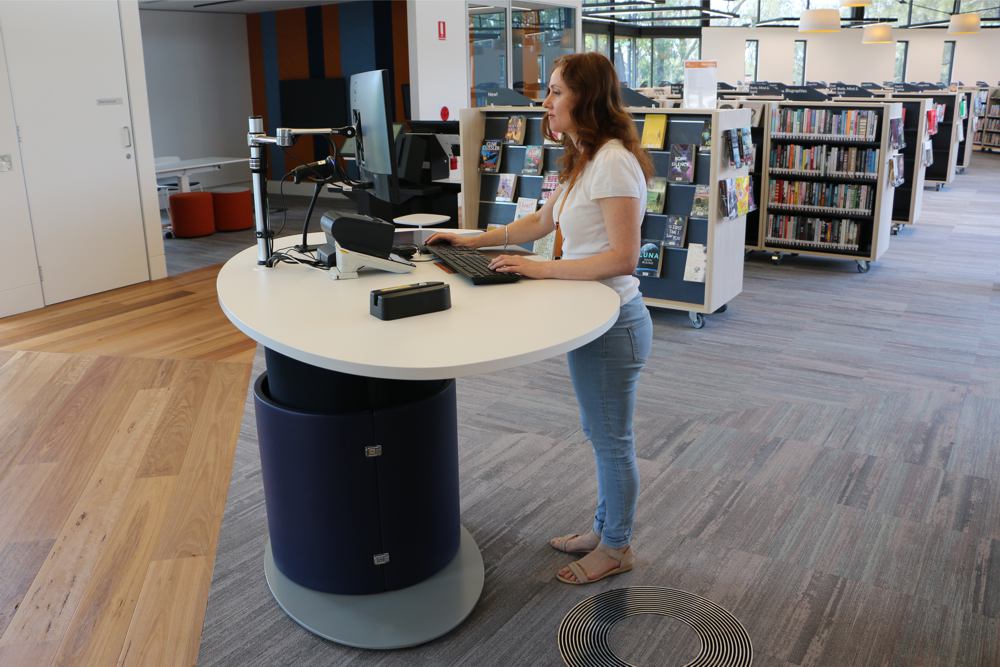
[{"x1": 558, "y1": 587, "x2": 753, "y2": 667}]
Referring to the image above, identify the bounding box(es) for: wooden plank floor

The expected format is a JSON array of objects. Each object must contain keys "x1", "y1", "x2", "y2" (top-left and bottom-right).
[{"x1": 0, "y1": 265, "x2": 255, "y2": 665}]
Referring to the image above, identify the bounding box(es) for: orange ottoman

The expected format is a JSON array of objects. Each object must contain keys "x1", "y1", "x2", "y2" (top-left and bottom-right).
[
  {"x1": 212, "y1": 190, "x2": 253, "y2": 232},
  {"x1": 168, "y1": 192, "x2": 215, "y2": 238}
]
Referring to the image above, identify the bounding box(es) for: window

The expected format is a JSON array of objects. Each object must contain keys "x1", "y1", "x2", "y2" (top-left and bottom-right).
[
  {"x1": 759, "y1": 0, "x2": 808, "y2": 23},
  {"x1": 894, "y1": 41, "x2": 908, "y2": 83},
  {"x1": 653, "y1": 37, "x2": 701, "y2": 86},
  {"x1": 711, "y1": 0, "x2": 757, "y2": 26},
  {"x1": 468, "y1": 7, "x2": 507, "y2": 107},
  {"x1": 584, "y1": 33, "x2": 609, "y2": 58},
  {"x1": 745, "y1": 40, "x2": 759, "y2": 83},
  {"x1": 792, "y1": 40, "x2": 807, "y2": 86},
  {"x1": 512, "y1": 7, "x2": 575, "y2": 101},
  {"x1": 940, "y1": 40, "x2": 955, "y2": 85}
]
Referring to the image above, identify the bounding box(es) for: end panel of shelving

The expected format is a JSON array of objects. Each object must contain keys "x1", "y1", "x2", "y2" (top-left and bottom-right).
[{"x1": 460, "y1": 108, "x2": 485, "y2": 229}]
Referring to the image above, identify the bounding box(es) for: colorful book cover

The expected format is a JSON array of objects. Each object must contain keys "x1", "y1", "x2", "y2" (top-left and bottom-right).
[
  {"x1": 480, "y1": 139, "x2": 502, "y2": 173},
  {"x1": 496, "y1": 173, "x2": 518, "y2": 202},
  {"x1": 540, "y1": 171, "x2": 560, "y2": 203},
  {"x1": 683, "y1": 242, "x2": 707, "y2": 283},
  {"x1": 667, "y1": 144, "x2": 695, "y2": 183},
  {"x1": 739, "y1": 128, "x2": 755, "y2": 168},
  {"x1": 515, "y1": 196, "x2": 538, "y2": 218},
  {"x1": 690, "y1": 184, "x2": 711, "y2": 218},
  {"x1": 662, "y1": 215, "x2": 688, "y2": 248},
  {"x1": 635, "y1": 240, "x2": 664, "y2": 277},
  {"x1": 641, "y1": 114, "x2": 667, "y2": 150},
  {"x1": 725, "y1": 129, "x2": 743, "y2": 169},
  {"x1": 505, "y1": 115, "x2": 526, "y2": 145},
  {"x1": 734, "y1": 176, "x2": 750, "y2": 216},
  {"x1": 522, "y1": 145, "x2": 544, "y2": 175},
  {"x1": 646, "y1": 177, "x2": 668, "y2": 214},
  {"x1": 718, "y1": 177, "x2": 737, "y2": 219},
  {"x1": 698, "y1": 119, "x2": 712, "y2": 152}
]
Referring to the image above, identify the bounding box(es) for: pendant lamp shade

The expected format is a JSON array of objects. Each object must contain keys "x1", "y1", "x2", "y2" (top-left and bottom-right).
[
  {"x1": 862, "y1": 23, "x2": 893, "y2": 44},
  {"x1": 841, "y1": 0, "x2": 872, "y2": 7},
  {"x1": 948, "y1": 13, "x2": 981, "y2": 34},
  {"x1": 799, "y1": 9, "x2": 841, "y2": 33}
]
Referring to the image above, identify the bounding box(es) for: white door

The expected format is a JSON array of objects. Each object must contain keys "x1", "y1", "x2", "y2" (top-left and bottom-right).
[{"x1": 0, "y1": 0, "x2": 149, "y2": 305}]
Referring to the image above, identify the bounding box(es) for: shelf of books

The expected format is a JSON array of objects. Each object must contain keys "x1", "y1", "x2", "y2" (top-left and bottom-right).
[
  {"x1": 973, "y1": 87, "x2": 1000, "y2": 152},
  {"x1": 885, "y1": 92, "x2": 960, "y2": 188},
  {"x1": 760, "y1": 101, "x2": 902, "y2": 272},
  {"x1": 833, "y1": 97, "x2": 928, "y2": 228},
  {"x1": 459, "y1": 105, "x2": 752, "y2": 326}
]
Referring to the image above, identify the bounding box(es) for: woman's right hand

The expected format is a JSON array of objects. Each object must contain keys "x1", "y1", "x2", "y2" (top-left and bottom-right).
[{"x1": 424, "y1": 232, "x2": 480, "y2": 249}]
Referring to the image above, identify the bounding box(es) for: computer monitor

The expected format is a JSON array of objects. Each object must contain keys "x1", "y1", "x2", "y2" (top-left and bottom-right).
[{"x1": 350, "y1": 69, "x2": 400, "y2": 203}]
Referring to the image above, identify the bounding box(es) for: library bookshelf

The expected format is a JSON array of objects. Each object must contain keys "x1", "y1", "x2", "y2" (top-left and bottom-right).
[
  {"x1": 833, "y1": 97, "x2": 928, "y2": 229},
  {"x1": 759, "y1": 101, "x2": 902, "y2": 273},
  {"x1": 459, "y1": 105, "x2": 751, "y2": 328},
  {"x1": 883, "y1": 91, "x2": 960, "y2": 189},
  {"x1": 974, "y1": 87, "x2": 1000, "y2": 153}
]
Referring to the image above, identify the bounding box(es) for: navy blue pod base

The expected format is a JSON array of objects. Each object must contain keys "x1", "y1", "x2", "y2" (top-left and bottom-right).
[{"x1": 254, "y1": 357, "x2": 460, "y2": 595}]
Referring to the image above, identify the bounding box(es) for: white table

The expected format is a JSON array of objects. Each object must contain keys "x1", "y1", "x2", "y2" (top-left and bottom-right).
[
  {"x1": 216, "y1": 230, "x2": 620, "y2": 648},
  {"x1": 154, "y1": 156, "x2": 249, "y2": 192}
]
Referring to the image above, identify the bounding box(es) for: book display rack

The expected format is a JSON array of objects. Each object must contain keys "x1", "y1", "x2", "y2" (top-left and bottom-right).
[
  {"x1": 956, "y1": 88, "x2": 978, "y2": 172},
  {"x1": 833, "y1": 97, "x2": 928, "y2": 230},
  {"x1": 759, "y1": 101, "x2": 902, "y2": 273},
  {"x1": 884, "y1": 91, "x2": 960, "y2": 189},
  {"x1": 718, "y1": 95, "x2": 780, "y2": 251},
  {"x1": 459, "y1": 106, "x2": 751, "y2": 328},
  {"x1": 974, "y1": 87, "x2": 1000, "y2": 153}
]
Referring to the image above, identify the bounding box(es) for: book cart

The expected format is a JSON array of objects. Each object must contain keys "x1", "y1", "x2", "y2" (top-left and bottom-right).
[
  {"x1": 459, "y1": 105, "x2": 751, "y2": 328},
  {"x1": 883, "y1": 91, "x2": 960, "y2": 189},
  {"x1": 759, "y1": 101, "x2": 902, "y2": 273},
  {"x1": 833, "y1": 97, "x2": 928, "y2": 231},
  {"x1": 974, "y1": 87, "x2": 1000, "y2": 152}
]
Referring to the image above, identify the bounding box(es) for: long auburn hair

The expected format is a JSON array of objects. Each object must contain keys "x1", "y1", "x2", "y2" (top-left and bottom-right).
[{"x1": 541, "y1": 52, "x2": 654, "y2": 185}]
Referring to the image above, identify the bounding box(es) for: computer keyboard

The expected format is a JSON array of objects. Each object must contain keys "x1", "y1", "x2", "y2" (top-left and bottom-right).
[{"x1": 423, "y1": 244, "x2": 521, "y2": 285}]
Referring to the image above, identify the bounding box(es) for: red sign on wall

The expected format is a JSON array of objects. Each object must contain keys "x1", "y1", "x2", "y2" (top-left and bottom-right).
[{"x1": 437, "y1": 21, "x2": 446, "y2": 40}]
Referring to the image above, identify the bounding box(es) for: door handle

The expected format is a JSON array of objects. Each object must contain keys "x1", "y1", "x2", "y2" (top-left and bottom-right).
[{"x1": 121, "y1": 126, "x2": 132, "y2": 148}]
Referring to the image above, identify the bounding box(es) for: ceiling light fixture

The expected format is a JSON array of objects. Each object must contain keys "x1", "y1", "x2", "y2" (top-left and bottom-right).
[
  {"x1": 799, "y1": 8, "x2": 841, "y2": 32},
  {"x1": 841, "y1": 0, "x2": 872, "y2": 6},
  {"x1": 862, "y1": 23, "x2": 893, "y2": 43},
  {"x1": 948, "y1": 13, "x2": 981, "y2": 34}
]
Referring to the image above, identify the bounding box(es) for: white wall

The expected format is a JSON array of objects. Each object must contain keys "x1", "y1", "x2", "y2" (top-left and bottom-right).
[
  {"x1": 407, "y1": 0, "x2": 469, "y2": 121},
  {"x1": 703, "y1": 26, "x2": 1000, "y2": 86},
  {"x1": 139, "y1": 10, "x2": 252, "y2": 188}
]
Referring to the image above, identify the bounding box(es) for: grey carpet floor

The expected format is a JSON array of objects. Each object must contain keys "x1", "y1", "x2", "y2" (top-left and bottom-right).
[{"x1": 199, "y1": 153, "x2": 1000, "y2": 666}]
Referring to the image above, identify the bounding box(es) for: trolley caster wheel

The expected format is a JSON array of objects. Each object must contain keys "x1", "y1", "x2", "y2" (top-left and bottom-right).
[
  {"x1": 891, "y1": 224, "x2": 900, "y2": 236},
  {"x1": 713, "y1": 304, "x2": 728, "y2": 315},
  {"x1": 744, "y1": 250, "x2": 753, "y2": 260},
  {"x1": 689, "y1": 312, "x2": 705, "y2": 329},
  {"x1": 770, "y1": 253, "x2": 783, "y2": 265},
  {"x1": 163, "y1": 230, "x2": 174, "y2": 239},
  {"x1": 936, "y1": 184, "x2": 943, "y2": 191},
  {"x1": 856, "y1": 260, "x2": 870, "y2": 274}
]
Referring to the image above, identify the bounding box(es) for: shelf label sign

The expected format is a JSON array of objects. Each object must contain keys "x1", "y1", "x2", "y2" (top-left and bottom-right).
[
  {"x1": 683, "y1": 61, "x2": 717, "y2": 110},
  {"x1": 438, "y1": 21, "x2": 446, "y2": 40}
]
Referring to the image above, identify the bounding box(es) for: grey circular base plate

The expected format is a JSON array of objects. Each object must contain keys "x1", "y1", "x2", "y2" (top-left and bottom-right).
[
  {"x1": 264, "y1": 526, "x2": 484, "y2": 649},
  {"x1": 558, "y1": 587, "x2": 753, "y2": 667}
]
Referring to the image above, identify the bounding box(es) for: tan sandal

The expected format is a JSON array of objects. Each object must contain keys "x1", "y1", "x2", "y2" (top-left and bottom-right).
[
  {"x1": 556, "y1": 544, "x2": 634, "y2": 585},
  {"x1": 549, "y1": 532, "x2": 600, "y2": 555}
]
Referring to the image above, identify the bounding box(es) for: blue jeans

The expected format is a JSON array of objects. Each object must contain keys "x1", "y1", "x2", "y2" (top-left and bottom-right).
[{"x1": 567, "y1": 294, "x2": 652, "y2": 549}]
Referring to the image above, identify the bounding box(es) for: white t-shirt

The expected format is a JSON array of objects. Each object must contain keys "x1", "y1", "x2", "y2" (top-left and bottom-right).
[{"x1": 552, "y1": 139, "x2": 647, "y2": 305}]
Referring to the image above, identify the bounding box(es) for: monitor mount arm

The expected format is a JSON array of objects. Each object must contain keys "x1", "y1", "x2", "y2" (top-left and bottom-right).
[{"x1": 247, "y1": 115, "x2": 356, "y2": 266}]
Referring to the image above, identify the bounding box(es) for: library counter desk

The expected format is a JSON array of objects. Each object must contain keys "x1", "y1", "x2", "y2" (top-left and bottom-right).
[{"x1": 216, "y1": 231, "x2": 620, "y2": 649}]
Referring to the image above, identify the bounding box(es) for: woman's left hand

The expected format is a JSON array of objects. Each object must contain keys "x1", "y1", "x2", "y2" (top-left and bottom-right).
[{"x1": 488, "y1": 254, "x2": 550, "y2": 279}]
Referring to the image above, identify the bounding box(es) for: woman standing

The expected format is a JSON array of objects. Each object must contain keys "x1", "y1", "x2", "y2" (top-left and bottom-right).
[{"x1": 427, "y1": 52, "x2": 653, "y2": 585}]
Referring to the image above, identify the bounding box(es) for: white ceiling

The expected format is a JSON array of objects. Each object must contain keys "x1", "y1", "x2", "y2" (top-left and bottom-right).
[{"x1": 138, "y1": 0, "x2": 345, "y2": 14}]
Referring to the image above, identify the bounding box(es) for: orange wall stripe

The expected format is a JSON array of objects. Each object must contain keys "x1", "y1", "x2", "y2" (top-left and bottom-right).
[
  {"x1": 275, "y1": 8, "x2": 313, "y2": 170},
  {"x1": 321, "y1": 4, "x2": 342, "y2": 78}
]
